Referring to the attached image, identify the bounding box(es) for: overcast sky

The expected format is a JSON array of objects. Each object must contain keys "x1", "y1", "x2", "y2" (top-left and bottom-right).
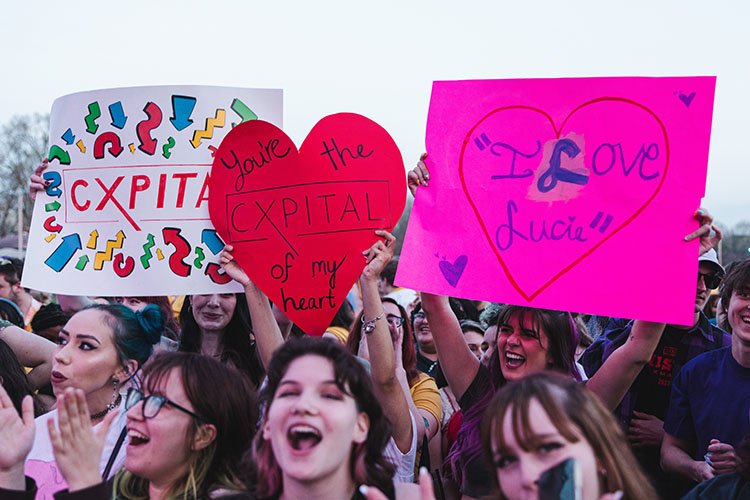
[{"x1": 2, "y1": 0, "x2": 748, "y2": 226}]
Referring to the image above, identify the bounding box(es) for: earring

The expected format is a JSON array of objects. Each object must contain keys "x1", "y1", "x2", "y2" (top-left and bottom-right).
[{"x1": 107, "y1": 377, "x2": 120, "y2": 411}]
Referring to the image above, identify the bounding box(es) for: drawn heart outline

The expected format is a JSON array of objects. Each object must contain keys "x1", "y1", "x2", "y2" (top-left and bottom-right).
[
  {"x1": 458, "y1": 97, "x2": 670, "y2": 302},
  {"x1": 209, "y1": 114, "x2": 406, "y2": 334}
]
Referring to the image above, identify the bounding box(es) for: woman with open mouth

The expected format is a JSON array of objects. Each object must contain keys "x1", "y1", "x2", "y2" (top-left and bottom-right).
[
  {"x1": 407, "y1": 157, "x2": 703, "y2": 499},
  {"x1": 15, "y1": 303, "x2": 164, "y2": 499},
  {"x1": 252, "y1": 336, "x2": 418, "y2": 500},
  {"x1": 0, "y1": 351, "x2": 257, "y2": 500}
]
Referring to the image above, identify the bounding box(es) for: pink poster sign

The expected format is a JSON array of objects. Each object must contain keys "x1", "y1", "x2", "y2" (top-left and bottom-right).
[{"x1": 397, "y1": 77, "x2": 716, "y2": 324}]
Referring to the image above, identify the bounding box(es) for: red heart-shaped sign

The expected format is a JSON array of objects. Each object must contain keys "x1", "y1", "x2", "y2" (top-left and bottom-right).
[
  {"x1": 460, "y1": 98, "x2": 668, "y2": 301},
  {"x1": 209, "y1": 114, "x2": 406, "y2": 335}
]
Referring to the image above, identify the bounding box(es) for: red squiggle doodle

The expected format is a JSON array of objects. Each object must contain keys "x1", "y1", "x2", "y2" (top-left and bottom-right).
[
  {"x1": 44, "y1": 216, "x2": 62, "y2": 233},
  {"x1": 93, "y1": 132, "x2": 124, "y2": 159},
  {"x1": 162, "y1": 227, "x2": 191, "y2": 277},
  {"x1": 137, "y1": 102, "x2": 163, "y2": 155},
  {"x1": 113, "y1": 253, "x2": 135, "y2": 277},
  {"x1": 205, "y1": 262, "x2": 232, "y2": 284},
  {"x1": 458, "y1": 97, "x2": 670, "y2": 302}
]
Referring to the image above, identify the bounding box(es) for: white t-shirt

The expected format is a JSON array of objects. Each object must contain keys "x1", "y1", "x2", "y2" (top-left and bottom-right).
[
  {"x1": 384, "y1": 412, "x2": 417, "y2": 483},
  {"x1": 25, "y1": 406, "x2": 128, "y2": 499}
]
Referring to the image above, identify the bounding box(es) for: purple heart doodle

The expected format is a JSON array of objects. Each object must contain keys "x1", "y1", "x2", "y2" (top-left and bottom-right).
[
  {"x1": 678, "y1": 91, "x2": 696, "y2": 107},
  {"x1": 439, "y1": 255, "x2": 468, "y2": 287}
]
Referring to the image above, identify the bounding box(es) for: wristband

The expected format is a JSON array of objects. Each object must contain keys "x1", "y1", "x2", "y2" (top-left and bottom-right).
[{"x1": 361, "y1": 310, "x2": 385, "y2": 335}]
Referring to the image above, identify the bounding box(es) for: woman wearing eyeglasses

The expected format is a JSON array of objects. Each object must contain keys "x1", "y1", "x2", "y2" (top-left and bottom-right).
[
  {"x1": 23, "y1": 303, "x2": 164, "y2": 499},
  {"x1": 345, "y1": 297, "x2": 441, "y2": 468},
  {"x1": 0, "y1": 351, "x2": 257, "y2": 500}
]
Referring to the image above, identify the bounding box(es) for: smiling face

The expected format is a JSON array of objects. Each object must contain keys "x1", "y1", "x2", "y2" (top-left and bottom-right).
[
  {"x1": 413, "y1": 310, "x2": 435, "y2": 355},
  {"x1": 728, "y1": 285, "x2": 750, "y2": 352},
  {"x1": 191, "y1": 294, "x2": 236, "y2": 334},
  {"x1": 262, "y1": 354, "x2": 369, "y2": 488},
  {"x1": 496, "y1": 312, "x2": 551, "y2": 381},
  {"x1": 51, "y1": 309, "x2": 124, "y2": 412},
  {"x1": 492, "y1": 398, "x2": 600, "y2": 500},
  {"x1": 125, "y1": 368, "x2": 198, "y2": 487}
]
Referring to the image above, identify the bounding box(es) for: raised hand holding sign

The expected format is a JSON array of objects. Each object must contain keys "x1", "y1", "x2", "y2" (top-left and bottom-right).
[{"x1": 209, "y1": 114, "x2": 406, "y2": 335}]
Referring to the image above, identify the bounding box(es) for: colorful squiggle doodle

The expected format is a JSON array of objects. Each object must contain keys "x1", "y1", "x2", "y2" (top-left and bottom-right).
[
  {"x1": 162, "y1": 228, "x2": 191, "y2": 277},
  {"x1": 162, "y1": 137, "x2": 176, "y2": 159},
  {"x1": 129, "y1": 143, "x2": 135, "y2": 154},
  {"x1": 170, "y1": 95, "x2": 196, "y2": 131},
  {"x1": 75, "y1": 255, "x2": 89, "y2": 270},
  {"x1": 44, "y1": 216, "x2": 62, "y2": 233},
  {"x1": 45, "y1": 234, "x2": 81, "y2": 272},
  {"x1": 156, "y1": 249, "x2": 164, "y2": 260},
  {"x1": 84, "y1": 102, "x2": 101, "y2": 134},
  {"x1": 190, "y1": 109, "x2": 225, "y2": 148},
  {"x1": 230, "y1": 98, "x2": 258, "y2": 127},
  {"x1": 48, "y1": 145, "x2": 71, "y2": 165},
  {"x1": 140, "y1": 233, "x2": 155, "y2": 269},
  {"x1": 43, "y1": 172, "x2": 63, "y2": 197},
  {"x1": 93, "y1": 231, "x2": 125, "y2": 270},
  {"x1": 45, "y1": 200, "x2": 61, "y2": 212},
  {"x1": 193, "y1": 247, "x2": 205, "y2": 269},
  {"x1": 200, "y1": 229, "x2": 224, "y2": 255},
  {"x1": 62, "y1": 129, "x2": 75, "y2": 145},
  {"x1": 109, "y1": 101, "x2": 128, "y2": 129},
  {"x1": 205, "y1": 262, "x2": 232, "y2": 284},
  {"x1": 93, "y1": 132, "x2": 124, "y2": 159},
  {"x1": 113, "y1": 253, "x2": 135, "y2": 277},
  {"x1": 76, "y1": 140, "x2": 86, "y2": 153},
  {"x1": 86, "y1": 230, "x2": 98, "y2": 249},
  {"x1": 137, "y1": 102, "x2": 163, "y2": 155},
  {"x1": 45, "y1": 234, "x2": 56, "y2": 243}
]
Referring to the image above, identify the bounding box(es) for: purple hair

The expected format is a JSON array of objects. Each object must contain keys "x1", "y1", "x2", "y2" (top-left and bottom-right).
[{"x1": 446, "y1": 306, "x2": 581, "y2": 488}]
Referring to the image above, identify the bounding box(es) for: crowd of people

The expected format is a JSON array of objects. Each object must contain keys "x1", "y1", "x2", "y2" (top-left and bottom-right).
[{"x1": 0, "y1": 158, "x2": 746, "y2": 500}]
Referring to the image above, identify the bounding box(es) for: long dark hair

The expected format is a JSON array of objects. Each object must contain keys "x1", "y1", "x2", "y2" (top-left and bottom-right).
[
  {"x1": 0, "y1": 338, "x2": 43, "y2": 415},
  {"x1": 345, "y1": 297, "x2": 419, "y2": 386},
  {"x1": 178, "y1": 294, "x2": 264, "y2": 387},
  {"x1": 115, "y1": 352, "x2": 257, "y2": 499},
  {"x1": 482, "y1": 372, "x2": 657, "y2": 499},
  {"x1": 252, "y1": 337, "x2": 395, "y2": 497},
  {"x1": 449, "y1": 305, "x2": 580, "y2": 487}
]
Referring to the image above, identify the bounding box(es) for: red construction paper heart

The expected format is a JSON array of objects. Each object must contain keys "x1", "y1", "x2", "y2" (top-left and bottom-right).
[
  {"x1": 459, "y1": 98, "x2": 669, "y2": 301},
  {"x1": 209, "y1": 114, "x2": 406, "y2": 335}
]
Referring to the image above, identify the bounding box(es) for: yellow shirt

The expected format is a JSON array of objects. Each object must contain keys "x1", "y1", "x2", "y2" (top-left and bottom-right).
[{"x1": 409, "y1": 372, "x2": 441, "y2": 425}]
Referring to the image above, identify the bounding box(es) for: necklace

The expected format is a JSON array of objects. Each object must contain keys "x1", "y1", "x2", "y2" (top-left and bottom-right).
[{"x1": 90, "y1": 394, "x2": 122, "y2": 421}]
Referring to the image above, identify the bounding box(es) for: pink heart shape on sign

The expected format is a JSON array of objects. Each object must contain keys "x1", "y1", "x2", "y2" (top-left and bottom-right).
[
  {"x1": 209, "y1": 114, "x2": 406, "y2": 335},
  {"x1": 459, "y1": 97, "x2": 669, "y2": 302}
]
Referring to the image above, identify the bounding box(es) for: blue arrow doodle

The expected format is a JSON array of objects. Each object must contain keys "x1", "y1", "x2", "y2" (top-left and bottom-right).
[
  {"x1": 44, "y1": 233, "x2": 82, "y2": 272},
  {"x1": 170, "y1": 95, "x2": 197, "y2": 131},
  {"x1": 201, "y1": 229, "x2": 224, "y2": 255},
  {"x1": 61, "y1": 129, "x2": 75, "y2": 145},
  {"x1": 109, "y1": 101, "x2": 128, "y2": 129}
]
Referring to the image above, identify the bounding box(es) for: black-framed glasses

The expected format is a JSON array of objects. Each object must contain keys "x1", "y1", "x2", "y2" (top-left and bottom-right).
[
  {"x1": 698, "y1": 272, "x2": 722, "y2": 290},
  {"x1": 125, "y1": 387, "x2": 205, "y2": 422},
  {"x1": 386, "y1": 314, "x2": 404, "y2": 327}
]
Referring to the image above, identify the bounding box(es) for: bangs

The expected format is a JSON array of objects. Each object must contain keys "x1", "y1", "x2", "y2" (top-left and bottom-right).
[
  {"x1": 491, "y1": 389, "x2": 581, "y2": 455},
  {"x1": 142, "y1": 358, "x2": 177, "y2": 396}
]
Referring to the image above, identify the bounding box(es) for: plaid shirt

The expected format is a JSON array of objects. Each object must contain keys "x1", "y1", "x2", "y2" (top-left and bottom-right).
[{"x1": 580, "y1": 311, "x2": 730, "y2": 426}]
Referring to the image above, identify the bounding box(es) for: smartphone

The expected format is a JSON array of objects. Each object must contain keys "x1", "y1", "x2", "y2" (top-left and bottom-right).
[{"x1": 537, "y1": 458, "x2": 582, "y2": 500}]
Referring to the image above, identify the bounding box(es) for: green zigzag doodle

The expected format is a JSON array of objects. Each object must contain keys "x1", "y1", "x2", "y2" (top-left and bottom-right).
[{"x1": 141, "y1": 233, "x2": 155, "y2": 269}]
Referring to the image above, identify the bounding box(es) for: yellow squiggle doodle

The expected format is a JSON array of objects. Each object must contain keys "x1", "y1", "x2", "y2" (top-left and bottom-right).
[
  {"x1": 156, "y1": 248, "x2": 164, "y2": 260},
  {"x1": 45, "y1": 233, "x2": 56, "y2": 242},
  {"x1": 129, "y1": 143, "x2": 135, "y2": 154},
  {"x1": 190, "y1": 109, "x2": 226, "y2": 148},
  {"x1": 94, "y1": 231, "x2": 125, "y2": 270},
  {"x1": 76, "y1": 140, "x2": 86, "y2": 153}
]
